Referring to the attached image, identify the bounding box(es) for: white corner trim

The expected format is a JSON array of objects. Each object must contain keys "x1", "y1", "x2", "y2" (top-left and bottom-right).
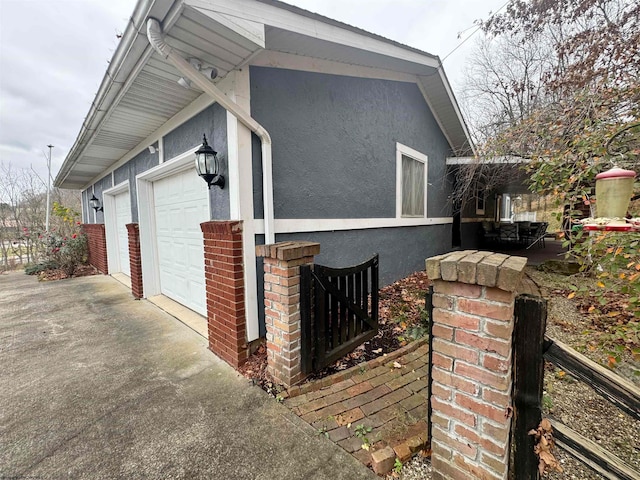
[
  {"x1": 158, "y1": 136, "x2": 164, "y2": 164},
  {"x1": 396, "y1": 142, "x2": 428, "y2": 219},
  {"x1": 252, "y1": 217, "x2": 452, "y2": 234}
]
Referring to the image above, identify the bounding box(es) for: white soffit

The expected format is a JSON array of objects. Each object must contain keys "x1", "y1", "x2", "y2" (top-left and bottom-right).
[
  {"x1": 57, "y1": 2, "x2": 264, "y2": 190},
  {"x1": 420, "y1": 71, "x2": 473, "y2": 156},
  {"x1": 264, "y1": 27, "x2": 437, "y2": 76}
]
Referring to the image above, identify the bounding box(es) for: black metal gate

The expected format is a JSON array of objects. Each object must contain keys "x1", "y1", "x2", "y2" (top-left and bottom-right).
[{"x1": 300, "y1": 254, "x2": 379, "y2": 373}]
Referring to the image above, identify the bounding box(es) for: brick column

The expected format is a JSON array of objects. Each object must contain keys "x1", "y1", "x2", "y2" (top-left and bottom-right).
[
  {"x1": 201, "y1": 221, "x2": 247, "y2": 368},
  {"x1": 256, "y1": 241, "x2": 320, "y2": 387},
  {"x1": 126, "y1": 223, "x2": 143, "y2": 299},
  {"x1": 425, "y1": 251, "x2": 527, "y2": 480},
  {"x1": 82, "y1": 224, "x2": 108, "y2": 274}
]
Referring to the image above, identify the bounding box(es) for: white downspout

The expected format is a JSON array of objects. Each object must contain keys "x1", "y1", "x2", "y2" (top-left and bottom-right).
[{"x1": 146, "y1": 18, "x2": 275, "y2": 244}]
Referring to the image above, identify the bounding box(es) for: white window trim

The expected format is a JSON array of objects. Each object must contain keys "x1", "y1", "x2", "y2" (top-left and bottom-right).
[{"x1": 395, "y1": 142, "x2": 428, "y2": 219}]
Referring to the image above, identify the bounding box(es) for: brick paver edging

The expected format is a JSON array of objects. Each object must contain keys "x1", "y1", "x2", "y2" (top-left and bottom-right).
[{"x1": 285, "y1": 337, "x2": 429, "y2": 399}]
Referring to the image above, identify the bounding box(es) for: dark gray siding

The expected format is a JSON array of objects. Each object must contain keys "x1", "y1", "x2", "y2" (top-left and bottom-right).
[
  {"x1": 250, "y1": 66, "x2": 453, "y2": 219},
  {"x1": 164, "y1": 103, "x2": 230, "y2": 220},
  {"x1": 86, "y1": 175, "x2": 113, "y2": 224},
  {"x1": 81, "y1": 189, "x2": 90, "y2": 223},
  {"x1": 84, "y1": 103, "x2": 230, "y2": 224},
  {"x1": 114, "y1": 148, "x2": 157, "y2": 223},
  {"x1": 254, "y1": 224, "x2": 452, "y2": 337}
]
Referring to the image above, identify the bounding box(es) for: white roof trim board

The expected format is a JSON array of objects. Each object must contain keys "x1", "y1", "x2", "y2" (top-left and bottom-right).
[
  {"x1": 56, "y1": 0, "x2": 474, "y2": 189},
  {"x1": 446, "y1": 156, "x2": 529, "y2": 165}
]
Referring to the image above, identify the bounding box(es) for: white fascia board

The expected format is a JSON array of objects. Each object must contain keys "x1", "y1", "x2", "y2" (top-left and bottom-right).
[
  {"x1": 446, "y1": 156, "x2": 530, "y2": 165},
  {"x1": 190, "y1": 4, "x2": 265, "y2": 48},
  {"x1": 186, "y1": 0, "x2": 439, "y2": 69},
  {"x1": 252, "y1": 217, "x2": 453, "y2": 234},
  {"x1": 82, "y1": 93, "x2": 214, "y2": 190}
]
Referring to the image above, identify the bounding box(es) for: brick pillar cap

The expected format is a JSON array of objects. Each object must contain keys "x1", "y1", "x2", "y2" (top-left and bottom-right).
[
  {"x1": 201, "y1": 220, "x2": 243, "y2": 235},
  {"x1": 426, "y1": 250, "x2": 527, "y2": 292},
  {"x1": 256, "y1": 241, "x2": 320, "y2": 261}
]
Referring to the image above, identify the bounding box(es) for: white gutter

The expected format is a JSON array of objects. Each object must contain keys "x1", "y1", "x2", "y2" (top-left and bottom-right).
[
  {"x1": 56, "y1": 0, "x2": 155, "y2": 188},
  {"x1": 146, "y1": 17, "x2": 275, "y2": 244}
]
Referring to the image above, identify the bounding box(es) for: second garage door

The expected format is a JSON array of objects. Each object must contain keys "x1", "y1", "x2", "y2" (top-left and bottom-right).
[
  {"x1": 153, "y1": 168, "x2": 209, "y2": 316},
  {"x1": 114, "y1": 191, "x2": 131, "y2": 276}
]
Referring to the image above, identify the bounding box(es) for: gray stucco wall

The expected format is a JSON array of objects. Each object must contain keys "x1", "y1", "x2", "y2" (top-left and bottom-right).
[
  {"x1": 163, "y1": 103, "x2": 230, "y2": 220},
  {"x1": 81, "y1": 189, "x2": 90, "y2": 223},
  {"x1": 253, "y1": 224, "x2": 451, "y2": 338},
  {"x1": 83, "y1": 103, "x2": 230, "y2": 224},
  {"x1": 250, "y1": 66, "x2": 453, "y2": 220},
  {"x1": 276, "y1": 224, "x2": 451, "y2": 286},
  {"x1": 114, "y1": 148, "x2": 157, "y2": 223},
  {"x1": 83, "y1": 175, "x2": 113, "y2": 224}
]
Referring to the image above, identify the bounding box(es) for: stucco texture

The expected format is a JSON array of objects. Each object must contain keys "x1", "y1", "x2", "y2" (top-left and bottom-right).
[{"x1": 250, "y1": 66, "x2": 453, "y2": 220}]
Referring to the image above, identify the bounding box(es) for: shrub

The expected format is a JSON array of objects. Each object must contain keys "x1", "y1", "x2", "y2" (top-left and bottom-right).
[
  {"x1": 25, "y1": 260, "x2": 59, "y2": 275},
  {"x1": 41, "y1": 231, "x2": 88, "y2": 277}
]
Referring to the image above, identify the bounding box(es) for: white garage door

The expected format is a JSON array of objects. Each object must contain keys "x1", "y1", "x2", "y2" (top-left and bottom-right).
[
  {"x1": 153, "y1": 168, "x2": 209, "y2": 316},
  {"x1": 114, "y1": 191, "x2": 131, "y2": 276}
]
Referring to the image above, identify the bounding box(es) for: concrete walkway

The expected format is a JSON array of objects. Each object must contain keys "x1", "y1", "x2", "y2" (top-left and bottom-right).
[{"x1": 0, "y1": 272, "x2": 374, "y2": 480}]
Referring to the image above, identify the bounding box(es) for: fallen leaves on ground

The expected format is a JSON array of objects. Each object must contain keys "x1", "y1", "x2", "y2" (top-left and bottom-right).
[{"x1": 529, "y1": 418, "x2": 563, "y2": 475}]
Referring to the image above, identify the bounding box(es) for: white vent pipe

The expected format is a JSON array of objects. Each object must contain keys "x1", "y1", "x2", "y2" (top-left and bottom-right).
[{"x1": 147, "y1": 17, "x2": 275, "y2": 244}]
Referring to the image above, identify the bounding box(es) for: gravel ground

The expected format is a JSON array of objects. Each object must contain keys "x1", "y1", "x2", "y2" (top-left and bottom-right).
[
  {"x1": 385, "y1": 454, "x2": 432, "y2": 480},
  {"x1": 529, "y1": 267, "x2": 639, "y2": 478},
  {"x1": 384, "y1": 267, "x2": 639, "y2": 479}
]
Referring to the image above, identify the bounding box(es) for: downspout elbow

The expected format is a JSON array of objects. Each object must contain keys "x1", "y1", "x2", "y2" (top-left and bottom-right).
[
  {"x1": 145, "y1": 17, "x2": 275, "y2": 244},
  {"x1": 146, "y1": 18, "x2": 172, "y2": 59}
]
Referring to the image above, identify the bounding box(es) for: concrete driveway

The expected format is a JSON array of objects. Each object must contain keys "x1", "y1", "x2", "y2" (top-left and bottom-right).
[{"x1": 0, "y1": 272, "x2": 375, "y2": 479}]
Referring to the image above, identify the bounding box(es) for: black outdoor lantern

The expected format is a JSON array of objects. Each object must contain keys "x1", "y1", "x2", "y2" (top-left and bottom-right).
[
  {"x1": 89, "y1": 194, "x2": 103, "y2": 212},
  {"x1": 195, "y1": 134, "x2": 225, "y2": 189}
]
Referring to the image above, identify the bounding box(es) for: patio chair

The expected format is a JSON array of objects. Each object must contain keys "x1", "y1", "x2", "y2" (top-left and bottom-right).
[
  {"x1": 480, "y1": 221, "x2": 499, "y2": 246},
  {"x1": 499, "y1": 223, "x2": 519, "y2": 245},
  {"x1": 525, "y1": 222, "x2": 548, "y2": 249}
]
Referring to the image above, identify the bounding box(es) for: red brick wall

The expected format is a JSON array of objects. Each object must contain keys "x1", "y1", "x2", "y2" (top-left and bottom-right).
[
  {"x1": 82, "y1": 224, "x2": 108, "y2": 274},
  {"x1": 256, "y1": 241, "x2": 320, "y2": 387},
  {"x1": 426, "y1": 252, "x2": 527, "y2": 480},
  {"x1": 126, "y1": 223, "x2": 143, "y2": 299},
  {"x1": 201, "y1": 220, "x2": 247, "y2": 368}
]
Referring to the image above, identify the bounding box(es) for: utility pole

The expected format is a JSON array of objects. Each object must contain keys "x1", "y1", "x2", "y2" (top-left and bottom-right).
[{"x1": 45, "y1": 144, "x2": 53, "y2": 231}]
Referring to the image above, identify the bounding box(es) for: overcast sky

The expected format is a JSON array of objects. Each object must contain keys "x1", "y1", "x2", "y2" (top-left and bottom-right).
[{"x1": 0, "y1": 0, "x2": 505, "y2": 187}]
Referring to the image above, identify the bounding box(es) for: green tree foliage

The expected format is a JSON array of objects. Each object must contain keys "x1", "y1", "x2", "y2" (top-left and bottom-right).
[
  {"x1": 471, "y1": 0, "x2": 640, "y2": 360},
  {"x1": 478, "y1": 0, "x2": 640, "y2": 201}
]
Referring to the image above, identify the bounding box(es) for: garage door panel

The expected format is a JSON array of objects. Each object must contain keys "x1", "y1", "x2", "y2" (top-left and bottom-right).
[
  {"x1": 153, "y1": 168, "x2": 209, "y2": 316},
  {"x1": 114, "y1": 191, "x2": 132, "y2": 276}
]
